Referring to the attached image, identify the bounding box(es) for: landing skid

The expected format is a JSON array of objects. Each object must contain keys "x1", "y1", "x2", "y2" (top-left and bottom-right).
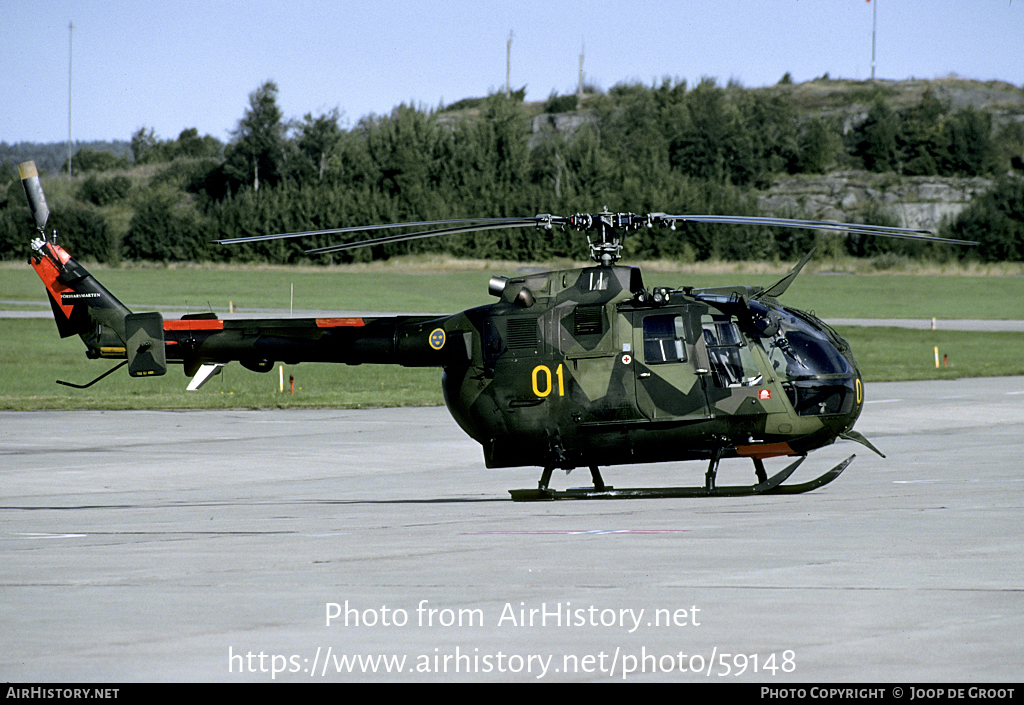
[
  {"x1": 508, "y1": 454, "x2": 853, "y2": 502},
  {"x1": 764, "y1": 454, "x2": 854, "y2": 494}
]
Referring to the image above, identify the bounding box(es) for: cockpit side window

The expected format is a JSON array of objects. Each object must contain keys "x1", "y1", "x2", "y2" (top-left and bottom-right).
[
  {"x1": 700, "y1": 314, "x2": 762, "y2": 387},
  {"x1": 642, "y1": 314, "x2": 687, "y2": 364}
]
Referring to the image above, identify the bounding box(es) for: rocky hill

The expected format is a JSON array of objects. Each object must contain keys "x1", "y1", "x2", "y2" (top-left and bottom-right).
[
  {"x1": 751, "y1": 76, "x2": 1024, "y2": 131},
  {"x1": 525, "y1": 77, "x2": 1023, "y2": 230},
  {"x1": 755, "y1": 171, "x2": 994, "y2": 231}
]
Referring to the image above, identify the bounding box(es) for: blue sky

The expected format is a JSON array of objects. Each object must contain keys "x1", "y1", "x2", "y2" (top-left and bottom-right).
[{"x1": 2, "y1": 0, "x2": 1022, "y2": 145}]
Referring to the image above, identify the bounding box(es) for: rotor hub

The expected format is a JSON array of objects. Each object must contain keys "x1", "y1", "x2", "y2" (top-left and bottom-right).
[{"x1": 567, "y1": 211, "x2": 647, "y2": 265}]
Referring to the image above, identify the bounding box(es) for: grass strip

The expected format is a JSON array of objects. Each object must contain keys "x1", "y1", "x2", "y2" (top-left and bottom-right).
[{"x1": 2, "y1": 319, "x2": 1019, "y2": 411}]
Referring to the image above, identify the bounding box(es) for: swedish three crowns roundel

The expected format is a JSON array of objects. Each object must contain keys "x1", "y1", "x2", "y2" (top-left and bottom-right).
[{"x1": 429, "y1": 328, "x2": 446, "y2": 350}]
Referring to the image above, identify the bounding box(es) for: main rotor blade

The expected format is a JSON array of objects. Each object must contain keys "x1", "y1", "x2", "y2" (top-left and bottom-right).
[
  {"x1": 213, "y1": 210, "x2": 977, "y2": 258},
  {"x1": 305, "y1": 219, "x2": 543, "y2": 255},
  {"x1": 211, "y1": 217, "x2": 531, "y2": 246},
  {"x1": 656, "y1": 214, "x2": 978, "y2": 246}
]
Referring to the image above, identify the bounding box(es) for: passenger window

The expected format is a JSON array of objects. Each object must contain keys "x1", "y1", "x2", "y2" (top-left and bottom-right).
[{"x1": 643, "y1": 314, "x2": 687, "y2": 364}]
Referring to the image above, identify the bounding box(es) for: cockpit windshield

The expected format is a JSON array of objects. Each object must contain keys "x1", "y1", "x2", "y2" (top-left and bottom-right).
[
  {"x1": 763, "y1": 307, "x2": 854, "y2": 379},
  {"x1": 756, "y1": 305, "x2": 858, "y2": 417}
]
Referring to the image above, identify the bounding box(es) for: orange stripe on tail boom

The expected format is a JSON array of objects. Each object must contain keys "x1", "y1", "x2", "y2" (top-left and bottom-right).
[{"x1": 316, "y1": 318, "x2": 365, "y2": 328}]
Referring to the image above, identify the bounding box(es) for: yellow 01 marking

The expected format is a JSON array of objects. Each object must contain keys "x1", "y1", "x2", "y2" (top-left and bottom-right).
[{"x1": 531, "y1": 364, "x2": 565, "y2": 398}]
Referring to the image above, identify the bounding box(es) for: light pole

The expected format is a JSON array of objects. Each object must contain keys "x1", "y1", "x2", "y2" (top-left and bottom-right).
[
  {"x1": 870, "y1": 0, "x2": 877, "y2": 81},
  {"x1": 506, "y1": 30, "x2": 513, "y2": 96},
  {"x1": 68, "y1": 21, "x2": 73, "y2": 177}
]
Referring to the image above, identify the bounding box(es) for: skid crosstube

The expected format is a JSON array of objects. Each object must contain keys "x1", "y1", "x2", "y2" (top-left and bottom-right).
[{"x1": 508, "y1": 454, "x2": 853, "y2": 502}]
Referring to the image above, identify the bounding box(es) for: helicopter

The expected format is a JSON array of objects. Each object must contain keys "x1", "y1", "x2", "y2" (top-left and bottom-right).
[{"x1": 19, "y1": 160, "x2": 976, "y2": 500}]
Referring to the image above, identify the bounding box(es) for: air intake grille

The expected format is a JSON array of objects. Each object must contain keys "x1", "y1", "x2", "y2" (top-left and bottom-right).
[
  {"x1": 573, "y1": 305, "x2": 604, "y2": 335},
  {"x1": 506, "y1": 318, "x2": 538, "y2": 350}
]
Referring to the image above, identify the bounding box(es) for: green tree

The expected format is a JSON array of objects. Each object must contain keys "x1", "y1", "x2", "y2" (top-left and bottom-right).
[
  {"x1": 600, "y1": 81, "x2": 672, "y2": 186},
  {"x1": 529, "y1": 123, "x2": 614, "y2": 209},
  {"x1": 797, "y1": 117, "x2": 843, "y2": 174},
  {"x1": 130, "y1": 127, "x2": 163, "y2": 164},
  {"x1": 995, "y1": 120, "x2": 1024, "y2": 173},
  {"x1": 131, "y1": 127, "x2": 222, "y2": 165},
  {"x1": 897, "y1": 89, "x2": 945, "y2": 176},
  {"x1": 174, "y1": 128, "x2": 222, "y2": 160},
  {"x1": 844, "y1": 200, "x2": 910, "y2": 258},
  {"x1": 293, "y1": 109, "x2": 343, "y2": 182},
  {"x1": 474, "y1": 93, "x2": 530, "y2": 208},
  {"x1": 77, "y1": 174, "x2": 132, "y2": 206},
  {"x1": 853, "y1": 99, "x2": 900, "y2": 172},
  {"x1": 942, "y1": 106, "x2": 995, "y2": 176},
  {"x1": 669, "y1": 78, "x2": 757, "y2": 186},
  {"x1": 123, "y1": 187, "x2": 208, "y2": 261},
  {"x1": 46, "y1": 202, "x2": 112, "y2": 262},
  {"x1": 224, "y1": 80, "x2": 287, "y2": 192},
  {"x1": 64, "y1": 148, "x2": 129, "y2": 173},
  {"x1": 944, "y1": 177, "x2": 1024, "y2": 261},
  {"x1": 361, "y1": 104, "x2": 441, "y2": 220},
  {"x1": 740, "y1": 90, "x2": 800, "y2": 181}
]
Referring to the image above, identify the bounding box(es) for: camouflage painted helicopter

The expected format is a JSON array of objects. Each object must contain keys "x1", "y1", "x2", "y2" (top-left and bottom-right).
[{"x1": 20, "y1": 160, "x2": 975, "y2": 500}]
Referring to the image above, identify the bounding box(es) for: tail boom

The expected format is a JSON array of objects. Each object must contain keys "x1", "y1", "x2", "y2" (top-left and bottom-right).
[
  {"x1": 161, "y1": 314, "x2": 457, "y2": 379},
  {"x1": 23, "y1": 158, "x2": 461, "y2": 389},
  {"x1": 29, "y1": 240, "x2": 458, "y2": 385}
]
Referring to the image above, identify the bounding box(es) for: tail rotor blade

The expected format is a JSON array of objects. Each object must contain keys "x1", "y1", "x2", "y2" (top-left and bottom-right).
[{"x1": 18, "y1": 161, "x2": 50, "y2": 234}]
